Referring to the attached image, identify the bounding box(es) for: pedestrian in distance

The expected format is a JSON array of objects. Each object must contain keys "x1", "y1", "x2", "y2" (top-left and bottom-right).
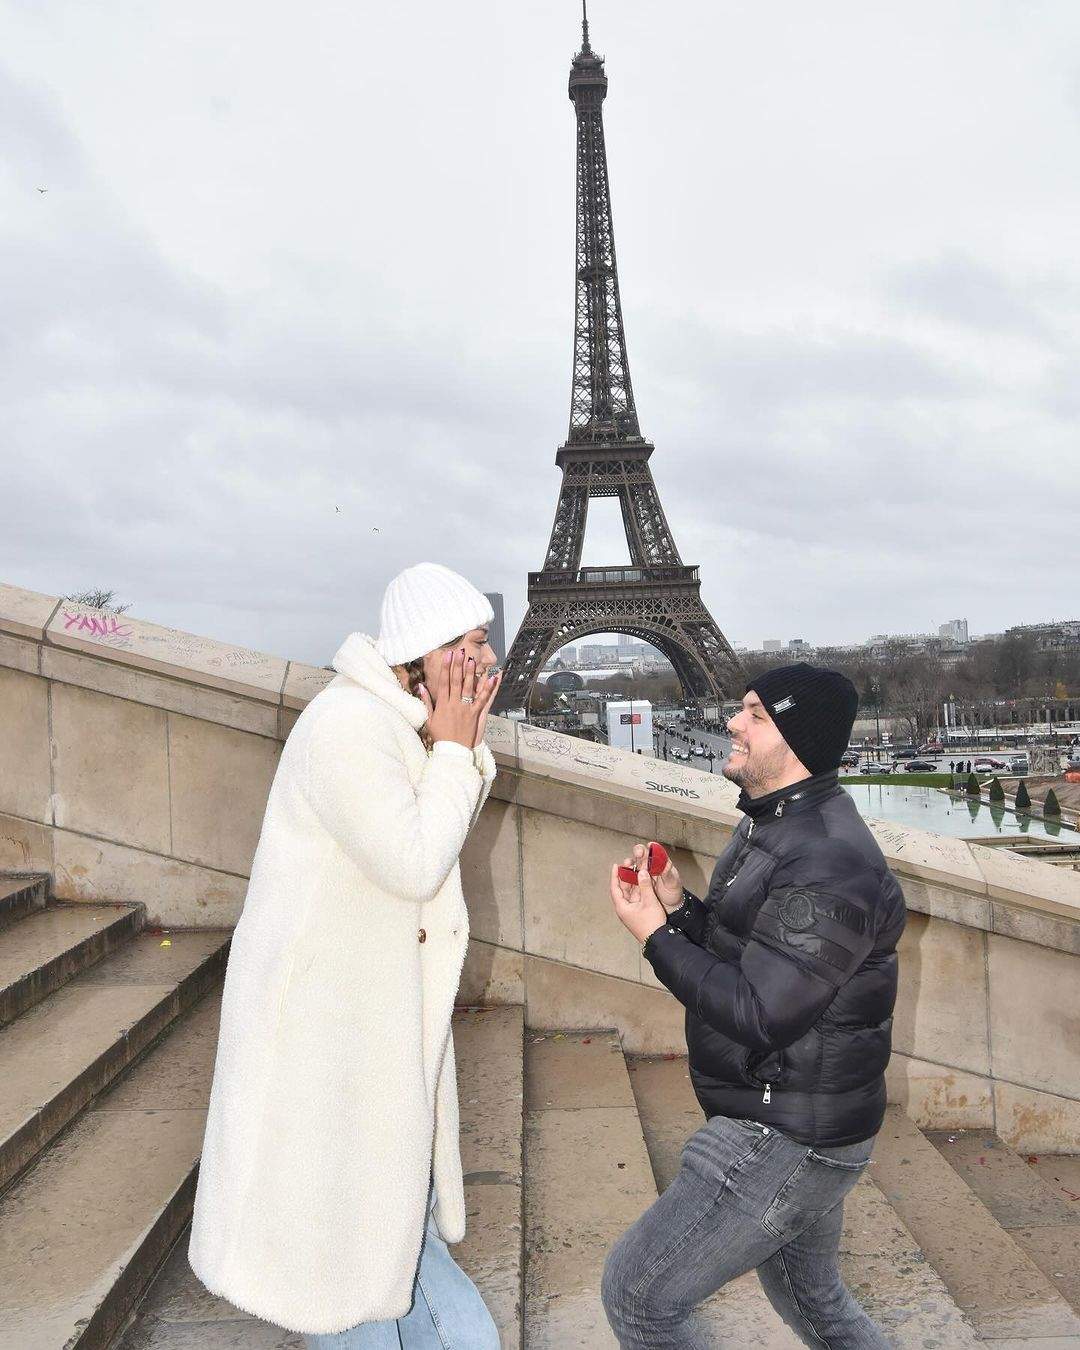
[
  {"x1": 189, "y1": 563, "x2": 503, "y2": 1348},
  {"x1": 605, "y1": 663, "x2": 904, "y2": 1348}
]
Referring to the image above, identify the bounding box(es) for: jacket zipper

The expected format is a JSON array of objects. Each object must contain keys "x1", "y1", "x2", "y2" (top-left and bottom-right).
[{"x1": 746, "y1": 1050, "x2": 781, "y2": 1103}]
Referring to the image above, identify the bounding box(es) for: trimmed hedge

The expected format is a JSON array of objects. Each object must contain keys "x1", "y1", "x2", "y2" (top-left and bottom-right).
[
  {"x1": 989, "y1": 776, "x2": 1005, "y2": 802},
  {"x1": 1044, "y1": 788, "x2": 1062, "y2": 817},
  {"x1": 1015, "y1": 780, "x2": 1032, "y2": 810},
  {"x1": 966, "y1": 772, "x2": 981, "y2": 796}
]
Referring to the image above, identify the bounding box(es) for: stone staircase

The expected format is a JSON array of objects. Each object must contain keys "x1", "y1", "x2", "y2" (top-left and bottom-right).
[
  {"x1": 1, "y1": 875, "x2": 1079, "y2": 1349},
  {"x1": 0, "y1": 875, "x2": 230, "y2": 1350}
]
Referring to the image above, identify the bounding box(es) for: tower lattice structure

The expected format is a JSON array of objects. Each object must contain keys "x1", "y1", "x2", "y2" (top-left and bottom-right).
[{"x1": 495, "y1": 5, "x2": 742, "y2": 714}]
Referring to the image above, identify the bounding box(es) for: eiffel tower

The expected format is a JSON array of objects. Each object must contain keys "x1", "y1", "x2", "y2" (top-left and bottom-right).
[{"x1": 496, "y1": 3, "x2": 742, "y2": 714}]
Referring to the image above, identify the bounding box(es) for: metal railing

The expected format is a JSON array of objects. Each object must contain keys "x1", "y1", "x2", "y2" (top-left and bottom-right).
[{"x1": 530, "y1": 565, "x2": 699, "y2": 587}]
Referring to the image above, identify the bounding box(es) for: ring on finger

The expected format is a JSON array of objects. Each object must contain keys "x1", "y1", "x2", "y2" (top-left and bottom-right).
[{"x1": 461, "y1": 695, "x2": 475, "y2": 705}]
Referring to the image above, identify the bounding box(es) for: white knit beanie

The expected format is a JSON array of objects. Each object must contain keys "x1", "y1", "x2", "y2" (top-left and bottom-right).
[{"x1": 375, "y1": 563, "x2": 495, "y2": 666}]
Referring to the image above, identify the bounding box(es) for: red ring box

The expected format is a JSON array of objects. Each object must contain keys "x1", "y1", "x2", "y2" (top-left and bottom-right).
[{"x1": 618, "y1": 843, "x2": 669, "y2": 886}]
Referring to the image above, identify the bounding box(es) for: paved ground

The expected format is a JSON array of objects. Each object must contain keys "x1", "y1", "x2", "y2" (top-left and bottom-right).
[{"x1": 650, "y1": 722, "x2": 731, "y2": 770}]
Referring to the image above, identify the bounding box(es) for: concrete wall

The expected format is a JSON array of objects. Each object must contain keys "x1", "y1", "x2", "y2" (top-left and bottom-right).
[{"x1": 4, "y1": 582, "x2": 1080, "y2": 1152}]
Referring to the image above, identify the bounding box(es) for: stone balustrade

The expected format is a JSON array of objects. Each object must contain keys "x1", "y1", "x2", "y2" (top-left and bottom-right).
[{"x1": 3, "y1": 581, "x2": 1080, "y2": 1152}]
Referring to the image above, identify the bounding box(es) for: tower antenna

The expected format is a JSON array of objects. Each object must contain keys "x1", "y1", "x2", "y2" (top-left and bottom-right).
[{"x1": 581, "y1": 0, "x2": 591, "y2": 52}]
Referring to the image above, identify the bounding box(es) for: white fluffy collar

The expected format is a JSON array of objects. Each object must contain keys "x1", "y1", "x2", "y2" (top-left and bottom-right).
[{"x1": 331, "y1": 632, "x2": 428, "y2": 730}]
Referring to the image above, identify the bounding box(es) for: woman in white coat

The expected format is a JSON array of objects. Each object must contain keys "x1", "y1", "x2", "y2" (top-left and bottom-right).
[{"x1": 189, "y1": 563, "x2": 504, "y2": 1347}]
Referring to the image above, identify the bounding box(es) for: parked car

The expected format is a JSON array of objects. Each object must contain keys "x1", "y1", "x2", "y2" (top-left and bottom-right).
[
  {"x1": 692, "y1": 746, "x2": 705, "y2": 757},
  {"x1": 840, "y1": 752, "x2": 860, "y2": 768},
  {"x1": 905, "y1": 760, "x2": 937, "y2": 772},
  {"x1": 1009, "y1": 756, "x2": 1030, "y2": 772},
  {"x1": 865, "y1": 761, "x2": 893, "y2": 774},
  {"x1": 973, "y1": 757, "x2": 1006, "y2": 773}
]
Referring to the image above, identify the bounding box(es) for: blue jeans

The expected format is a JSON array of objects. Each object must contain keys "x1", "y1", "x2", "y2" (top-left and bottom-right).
[
  {"x1": 602, "y1": 1115, "x2": 888, "y2": 1349},
  {"x1": 304, "y1": 1185, "x2": 499, "y2": 1350}
]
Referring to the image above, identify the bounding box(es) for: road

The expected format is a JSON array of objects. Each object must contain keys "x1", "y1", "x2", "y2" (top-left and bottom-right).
[
  {"x1": 650, "y1": 721, "x2": 732, "y2": 771},
  {"x1": 650, "y1": 719, "x2": 1076, "y2": 777},
  {"x1": 840, "y1": 752, "x2": 1044, "y2": 777}
]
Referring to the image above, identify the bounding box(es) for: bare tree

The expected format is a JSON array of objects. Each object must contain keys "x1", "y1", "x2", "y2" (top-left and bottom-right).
[{"x1": 63, "y1": 589, "x2": 130, "y2": 615}]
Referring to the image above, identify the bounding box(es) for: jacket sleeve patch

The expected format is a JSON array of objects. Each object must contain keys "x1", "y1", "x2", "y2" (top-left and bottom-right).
[
  {"x1": 776, "y1": 889, "x2": 816, "y2": 932},
  {"x1": 753, "y1": 886, "x2": 875, "y2": 987}
]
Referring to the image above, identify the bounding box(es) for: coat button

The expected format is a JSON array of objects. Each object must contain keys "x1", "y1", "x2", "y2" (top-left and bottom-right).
[{"x1": 418, "y1": 928, "x2": 427, "y2": 943}]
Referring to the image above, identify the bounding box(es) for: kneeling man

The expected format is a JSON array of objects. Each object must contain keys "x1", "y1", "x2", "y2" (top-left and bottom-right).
[{"x1": 606, "y1": 664, "x2": 904, "y2": 1349}]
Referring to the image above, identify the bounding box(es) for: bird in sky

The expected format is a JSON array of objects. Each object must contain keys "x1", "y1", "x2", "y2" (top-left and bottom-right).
[
  {"x1": 335, "y1": 506, "x2": 341, "y2": 513},
  {"x1": 36, "y1": 187, "x2": 48, "y2": 194}
]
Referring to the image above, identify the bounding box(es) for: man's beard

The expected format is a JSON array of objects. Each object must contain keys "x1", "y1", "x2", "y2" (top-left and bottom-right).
[{"x1": 722, "y1": 744, "x2": 789, "y2": 799}]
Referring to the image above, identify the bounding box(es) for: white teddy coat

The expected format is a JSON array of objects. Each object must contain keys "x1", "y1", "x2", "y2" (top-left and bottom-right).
[{"x1": 188, "y1": 633, "x2": 496, "y2": 1335}]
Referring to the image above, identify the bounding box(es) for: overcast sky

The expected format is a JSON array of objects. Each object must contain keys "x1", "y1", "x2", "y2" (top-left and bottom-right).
[{"x1": 3, "y1": 0, "x2": 1079, "y2": 665}]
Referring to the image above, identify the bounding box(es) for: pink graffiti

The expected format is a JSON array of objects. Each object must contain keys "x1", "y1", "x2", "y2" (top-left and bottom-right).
[{"x1": 61, "y1": 611, "x2": 134, "y2": 640}]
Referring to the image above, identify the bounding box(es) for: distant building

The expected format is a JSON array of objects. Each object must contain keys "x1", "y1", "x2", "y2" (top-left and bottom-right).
[
  {"x1": 579, "y1": 643, "x2": 618, "y2": 665},
  {"x1": 788, "y1": 638, "x2": 810, "y2": 654},
  {"x1": 762, "y1": 639, "x2": 782, "y2": 653},
  {"x1": 564, "y1": 666, "x2": 626, "y2": 683},
  {"x1": 544, "y1": 644, "x2": 578, "y2": 668},
  {"x1": 539, "y1": 669, "x2": 585, "y2": 692},
  {"x1": 939, "y1": 618, "x2": 969, "y2": 646},
  {"x1": 1006, "y1": 619, "x2": 1080, "y2": 652},
  {"x1": 484, "y1": 593, "x2": 506, "y2": 662},
  {"x1": 863, "y1": 629, "x2": 968, "y2": 666}
]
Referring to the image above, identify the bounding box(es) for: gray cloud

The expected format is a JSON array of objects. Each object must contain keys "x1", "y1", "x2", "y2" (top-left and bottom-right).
[{"x1": 884, "y1": 252, "x2": 1059, "y2": 340}]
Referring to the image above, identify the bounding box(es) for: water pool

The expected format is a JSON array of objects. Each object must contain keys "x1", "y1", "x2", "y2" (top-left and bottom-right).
[{"x1": 842, "y1": 783, "x2": 1075, "y2": 841}]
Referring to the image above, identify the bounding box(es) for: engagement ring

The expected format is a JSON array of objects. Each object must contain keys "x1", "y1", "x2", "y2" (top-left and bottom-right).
[{"x1": 461, "y1": 695, "x2": 475, "y2": 705}]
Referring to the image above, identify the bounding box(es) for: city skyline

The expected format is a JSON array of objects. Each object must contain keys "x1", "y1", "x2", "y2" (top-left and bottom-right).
[{"x1": 561, "y1": 614, "x2": 1079, "y2": 662}]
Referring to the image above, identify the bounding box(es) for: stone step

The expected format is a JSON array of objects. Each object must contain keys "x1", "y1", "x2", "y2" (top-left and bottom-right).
[
  {"x1": 113, "y1": 1004, "x2": 527, "y2": 1350},
  {"x1": 928, "y1": 1129, "x2": 1080, "y2": 1318},
  {"x1": 627, "y1": 1055, "x2": 799, "y2": 1348},
  {"x1": 0, "y1": 873, "x2": 49, "y2": 931},
  {"x1": 524, "y1": 1030, "x2": 657, "y2": 1349},
  {"x1": 873, "y1": 1105, "x2": 1080, "y2": 1339},
  {"x1": 0, "y1": 901, "x2": 144, "y2": 1027},
  {"x1": 0, "y1": 987, "x2": 222, "y2": 1350},
  {"x1": 626, "y1": 1056, "x2": 980, "y2": 1348},
  {"x1": 1031, "y1": 1154, "x2": 1080, "y2": 1215},
  {"x1": 453, "y1": 1005, "x2": 526, "y2": 1350},
  {"x1": 0, "y1": 928, "x2": 230, "y2": 1191}
]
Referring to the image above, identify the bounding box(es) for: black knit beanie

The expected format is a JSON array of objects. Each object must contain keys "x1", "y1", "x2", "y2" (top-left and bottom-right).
[{"x1": 746, "y1": 663, "x2": 859, "y2": 775}]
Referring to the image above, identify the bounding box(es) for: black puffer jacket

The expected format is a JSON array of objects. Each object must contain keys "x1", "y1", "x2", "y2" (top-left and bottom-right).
[{"x1": 643, "y1": 769, "x2": 906, "y2": 1146}]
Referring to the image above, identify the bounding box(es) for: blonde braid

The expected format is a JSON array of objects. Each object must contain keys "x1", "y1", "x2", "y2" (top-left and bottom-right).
[
  {"x1": 398, "y1": 632, "x2": 467, "y2": 753},
  {"x1": 401, "y1": 657, "x2": 434, "y2": 751}
]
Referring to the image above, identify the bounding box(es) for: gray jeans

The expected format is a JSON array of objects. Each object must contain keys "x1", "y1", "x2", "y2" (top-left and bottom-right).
[{"x1": 602, "y1": 1114, "x2": 889, "y2": 1349}]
